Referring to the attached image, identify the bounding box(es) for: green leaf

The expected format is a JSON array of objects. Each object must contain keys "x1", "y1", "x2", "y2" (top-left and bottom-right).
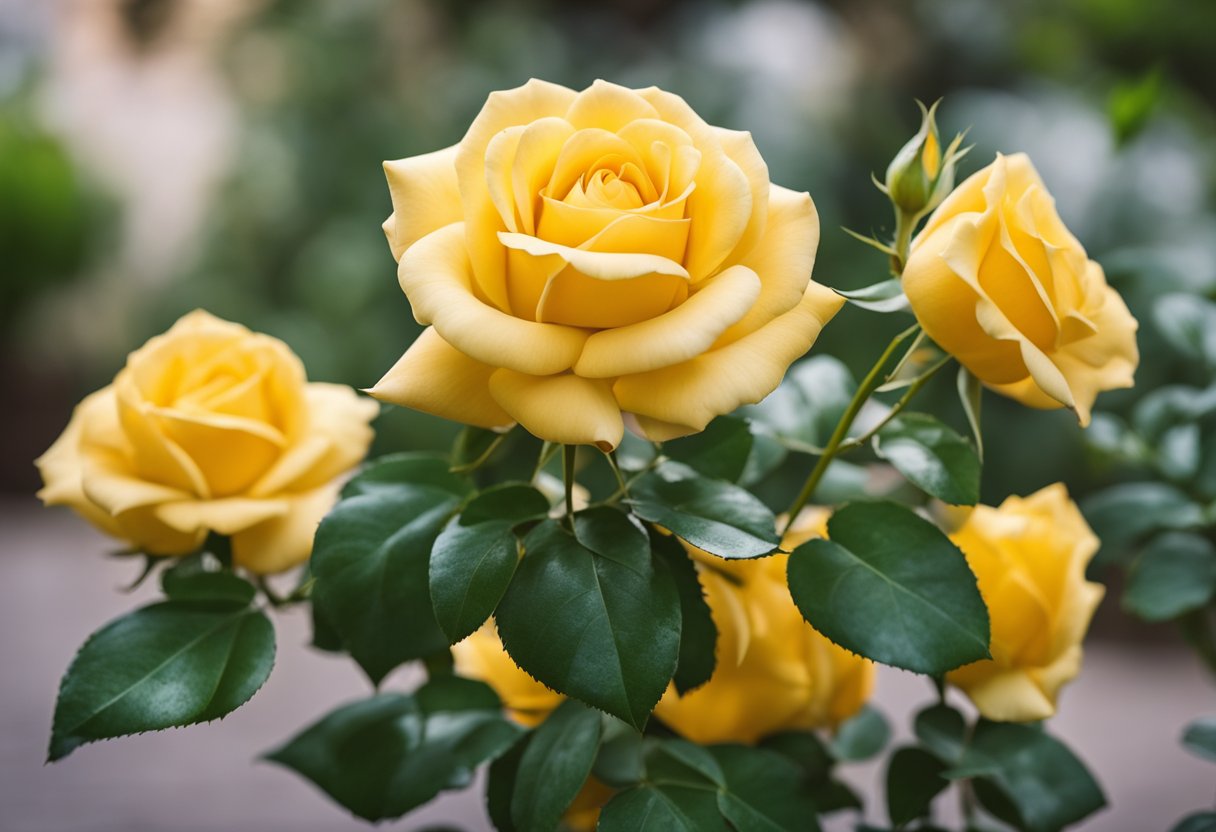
[
  {"x1": 49, "y1": 600, "x2": 273, "y2": 761},
  {"x1": 653, "y1": 534, "x2": 717, "y2": 694},
  {"x1": 511, "y1": 700, "x2": 604, "y2": 831},
  {"x1": 957, "y1": 366, "x2": 984, "y2": 461},
  {"x1": 874, "y1": 413, "x2": 980, "y2": 506},
  {"x1": 943, "y1": 720, "x2": 1106, "y2": 832},
  {"x1": 1153, "y1": 293, "x2": 1216, "y2": 365},
  {"x1": 745, "y1": 356, "x2": 856, "y2": 451},
  {"x1": 836, "y1": 278, "x2": 910, "y2": 313},
  {"x1": 760, "y1": 731, "x2": 833, "y2": 782},
  {"x1": 886, "y1": 746, "x2": 948, "y2": 825},
  {"x1": 495, "y1": 513, "x2": 681, "y2": 728},
  {"x1": 709, "y1": 744, "x2": 822, "y2": 832},
  {"x1": 1123, "y1": 533, "x2": 1216, "y2": 622},
  {"x1": 342, "y1": 451, "x2": 471, "y2": 499},
  {"x1": 629, "y1": 465, "x2": 781, "y2": 559},
  {"x1": 486, "y1": 734, "x2": 528, "y2": 832},
  {"x1": 1183, "y1": 717, "x2": 1216, "y2": 762},
  {"x1": 787, "y1": 501, "x2": 990, "y2": 674},
  {"x1": 311, "y1": 482, "x2": 461, "y2": 684},
  {"x1": 161, "y1": 562, "x2": 257, "y2": 606},
  {"x1": 310, "y1": 592, "x2": 344, "y2": 653},
  {"x1": 1173, "y1": 812, "x2": 1216, "y2": 832},
  {"x1": 1108, "y1": 67, "x2": 1162, "y2": 146},
  {"x1": 1082, "y1": 483, "x2": 1206, "y2": 567},
  {"x1": 429, "y1": 484, "x2": 548, "y2": 643},
  {"x1": 664, "y1": 415, "x2": 754, "y2": 482},
  {"x1": 740, "y1": 430, "x2": 788, "y2": 487},
  {"x1": 265, "y1": 677, "x2": 521, "y2": 822},
  {"x1": 830, "y1": 705, "x2": 890, "y2": 762},
  {"x1": 914, "y1": 703, "x2": 967, "y2": 763},
  {"x1": 594, "y1": 721, "x2": 647, "y2": 787},
  {"x1": 599, "y1": 740, "x2": 729, "y2": 832}
]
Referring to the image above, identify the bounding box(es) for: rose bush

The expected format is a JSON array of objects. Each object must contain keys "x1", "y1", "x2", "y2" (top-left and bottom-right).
[
  {"x1": 946, "y1": 483, "x2": 1105, "y2": 722},
  {"x1": 369, "y1": 78, "x2": 843, "y2": 449},
  {"x1": 901, "y1": 152, "x2": 1138, "y2": 425},
  {"x1": 36, "y1": 310, "x2": 378, "y2": 573}
]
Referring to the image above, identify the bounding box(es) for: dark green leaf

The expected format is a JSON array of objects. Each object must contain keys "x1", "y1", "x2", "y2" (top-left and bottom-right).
[
  {"x1": 1083, "y1": 483, "x2": 1206, "y2": 568},
  {"x1": 49, "y1": 600, "x2": 273, "y2": 761},
  {"x1": 830, "y1": 705, "x2": 890, "y2": 762},
  {"x1": 745, "y1": 356, "x2": 855, "y2": 451},
  {"x1": 1183, "y1": 717, "x2": 1216, "y2": 762},
  {"x1": 1124, "y1": 533, "x2": 1216, "y2": 621},
  {"x1": 887, "y1": 746, "x2": 948, "y2": 825},
  {"x1": 874, "y1": 413, "x2": 980, "y2": 506},
  {"x1": 760, "y1": 731, "x2": 833, "y2": 782},
  {"x1": 653, "y1": 534, "x2": 717, "y2": 694},
  {"x1": 629, "y1": 465, "x2": 781, "y2": 559},
  {"x1": 594, "y1": 722, "x2": 646, "y2": 787},
  {"x1": 807, "y1": 779, "x2": 862, "y2": 813},
  {"x1": 787, "y1": 501, "x2": 990, "y2": 674},
  {"x1": 512, "y1": 700, "x2": 604, "y2": 831},
  {"x1": 1153, "y1": 293, "x2": 1216, "y2": 366},
  {"x1": 957, "y1": 366, "x2": 984, "y2": 461},
  {"x1": 265, "y1": 678, "x2": 521, "y2": 822},
  {"x1": 914, "y1": 704, "x2": 967, "y2": 763},
  {"x1": 311, "y1": 483, "x2": 461, "y2": 684},
  {"x1": 1172, "y1": 812, "x2": 1216, "y2": 832},
  {"x1": 310, "y1": 592, "x2": 345, "y2": 653},
  {"x1": 710, "y1": 744, "x2": 821, "y2": 832},
  {"x1": 486, "y1": 734, "x2": 529, "y2": 832},
  {"x1": 496, "y1": 514, "x2": 680, "y2": 728},
  {"x1": 943, "y1": 720, "x2": 1105, "y2": 832},
  {"x1": 740, "y1": 429, "x2": 788, "y2": 487},
  {"x1": 430, "y1": 484, "x2": 549, "y2": 642},
  {"x1": 664, "y1": 416, "x2": 754, "y2": 482},
  {"x1": 598, "y1": 783, "x2": 727, "y2": 831},
  {"x1": 161, "y1": 562, "x2": 257, "y2": 605},
  {"x1": 836, "y1": 279, "x2": 910, "y2": 313},
  {"x1": 342, "y1": 452, "x2": 470, "y2": 499}
]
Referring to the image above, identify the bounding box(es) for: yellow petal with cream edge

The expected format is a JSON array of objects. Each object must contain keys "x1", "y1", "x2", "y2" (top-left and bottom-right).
[
  {"x1": 903, "y1": 152, "x2": 1138, "y2": 424},
  {"x1": 488, "y1": 370, "x2": 623, "y2": 452},
  {"x1": 615, "y1": 283, "x2": 844, "y2": 439},
  {"x1": 368, "y1": 328, "x2": 513, "y2": 429}
]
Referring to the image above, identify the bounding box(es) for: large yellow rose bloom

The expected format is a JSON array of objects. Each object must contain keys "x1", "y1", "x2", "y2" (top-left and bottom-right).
[
  {"x1": 36, "y1": 310, "x2": 378, "y2": 574},
  {"x1": 369, "y1": 79, "x2": 843, "y2": 450},
  {"x1": 902, "y1": 152, "x2": 1138, "y2": 425},
  {"x1": 946, "y1": 484, "x2": 1105, "y2": 722},
  {"x1": 654, "y1": 509, "x2": 875, "y2": 743}
]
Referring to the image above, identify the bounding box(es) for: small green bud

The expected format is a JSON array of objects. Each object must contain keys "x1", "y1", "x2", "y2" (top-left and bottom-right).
[{"x1": 884, "y1": 100, "x2": 967, "y2": 220}]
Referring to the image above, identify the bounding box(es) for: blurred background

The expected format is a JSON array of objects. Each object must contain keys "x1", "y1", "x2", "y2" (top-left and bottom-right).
[{"x1": 2, "y1": 0, "x2": 1214, "y2": 829}]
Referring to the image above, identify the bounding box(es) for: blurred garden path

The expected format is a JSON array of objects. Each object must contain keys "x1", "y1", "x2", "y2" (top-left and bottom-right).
[{"x1": 2, "y1": 498, "x2": 1212, "y2": 831}]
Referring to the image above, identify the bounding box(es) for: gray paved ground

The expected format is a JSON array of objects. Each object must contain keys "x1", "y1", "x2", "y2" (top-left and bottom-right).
[{"x1": 2, "y1": 498, "x2": 1212, "y2": 831}]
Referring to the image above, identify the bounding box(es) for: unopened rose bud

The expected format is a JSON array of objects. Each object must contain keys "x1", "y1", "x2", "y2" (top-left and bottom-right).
[{"x1": 885, "y1": 100, "x2": 966, "y2": 220}]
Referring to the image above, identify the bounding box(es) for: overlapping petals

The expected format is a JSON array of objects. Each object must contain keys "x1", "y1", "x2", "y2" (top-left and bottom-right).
[
  {"x1": 36, "y1": 310, "x2": 378, "y2": 573},
  {"x1": 372, "y1": 79, "x2": 842, "y2": 448}
]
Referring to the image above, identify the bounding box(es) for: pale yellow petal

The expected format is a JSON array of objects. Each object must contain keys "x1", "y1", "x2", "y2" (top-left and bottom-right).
[
  {"x1": 398, "y1": 223, "x2": 588, "y2": 376},
  {"x1": 367, "y1": 327, "x2": 514, "y2": 429},
  {"x1": 614, "y1": 282, "x2": 844, "y2": 434},
  {"x1": 383, "y1": 145, "x2": 463, "y2": 260},
  {"x1": 488, "y1": 370, "x2": 623, "y2": 451},
  {"x1": 564, "y1": 79, "x2": 660, "y2": 131},
  {"x1": 512, "y1": 117, "x2": 577, "y2": 234},
  {"x1": 231, "y1": 483, "x2": 340, "y2": 574},
  {"x1": 154, "y1": 497, "x2": 289, "y2": 536},
  {"x1": 574, "y1": 265, "x2": 761, "y2": 378},
  {"x1": 497, "y1": 231, "x2": 688, "y2": 281}
]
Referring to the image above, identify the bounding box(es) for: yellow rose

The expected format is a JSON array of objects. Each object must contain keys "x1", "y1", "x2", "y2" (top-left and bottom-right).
[
  {"x1": 946, "y1": 484, "x2": 1104, "y2": 722},
  {"x1": 369, "y1": 79, "x2": 843, "y2": 450},
  {"x1": 902, "y1": 152, "x2": 1138, "y2": 425},
  {"x1": 35, "y1": 310, "x2": 378, "y2": 574},
  {"x1": 451, "y1": 620, "x2": 564, "y2": 727},
  {"x1": 654, "y1": 509, "x2": 875, "y2": 744}
]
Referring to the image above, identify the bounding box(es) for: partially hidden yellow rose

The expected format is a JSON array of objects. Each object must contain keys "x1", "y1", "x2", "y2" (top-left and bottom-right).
[
  {"x1": 36, "y1": 310, "x2": 379, "y2": 574},
  {"x1": 901, "y1": 152, "x2": 1138, "y2": 425},
  {"x1": 946, "y1": 483, "x2": 1104, "y2": 722},
  {"x1": 369, "y1": 79, "x2": 843, "y2": 450},
  {"x1": 451, "y1": 620, "x2": 564, "y2": 727},
  {"x1": 654, "y1": 508, "x2": 875, "y2": 744}
]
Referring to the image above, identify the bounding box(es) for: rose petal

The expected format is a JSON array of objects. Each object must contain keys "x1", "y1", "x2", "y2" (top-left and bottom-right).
[
  {"x1": 231, "y1": 483, "x2": 341, "y2": 574},
  {"x1": 488, "y1": 370, "x2": 623, "y2": 451},
  {"x1": 383, "y1": 145, "x2": 463, "y2": 260}
]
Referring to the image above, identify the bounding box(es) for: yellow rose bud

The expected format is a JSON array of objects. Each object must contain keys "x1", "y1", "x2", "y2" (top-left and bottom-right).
[
  {"x1": 946, "y1": 484, "x2": 1105, "y2": 722},
  {"x1": 654, "y1": 509, "x2": 875, "y2": 744},
  {"x1": 370, "y1": 79, "x2": 844, "y2": 450},
  {"x1": 884, "y1": 99, "x2": 963, "y2": 220},
  {"x1": 451, "y1": 621, "x2": 564, "y2": 727},
  {"x1": 902, "y1": 152, "x2": 1139, "y2": 425},
  {"x1": 35, "y1": 310, "x2": 378, "y2": 574}
]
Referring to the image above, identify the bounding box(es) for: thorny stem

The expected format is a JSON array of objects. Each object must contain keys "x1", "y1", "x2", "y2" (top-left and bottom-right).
[{"x1": 781, "y1": 323, "x2": 921, "y2": 535}]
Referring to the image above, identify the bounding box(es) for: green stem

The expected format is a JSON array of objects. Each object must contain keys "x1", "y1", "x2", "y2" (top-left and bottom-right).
[
  {"x1": 781, "y1": 324, "x2": 920, "y2": 534},
  {"x1": 563, "y1": 444, "x2": 577, "y2": 527},
  {"x1": 450, "y1": 430, "x2": 509, "y2": 474},
  {"x1": 890, "y1": 208, "x2": 917, "y2": 274},
  {"x1": 838, "y1": 354, "x2": 952, "y2": 453},
  {"x1": 531, "y1": 441, "x2": 558, "y2": 483},
  {"x1": 606, "y1": 450, "x2": 629, "y2": 496}
]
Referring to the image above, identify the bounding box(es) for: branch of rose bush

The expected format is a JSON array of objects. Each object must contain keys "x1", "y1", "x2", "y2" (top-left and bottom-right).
[
  {"x1": 837, "y1": 352, "x2": 954, "y2": 454},
  {"x1": 781, "y1": 322, "x2": 922, "y2": 535}
]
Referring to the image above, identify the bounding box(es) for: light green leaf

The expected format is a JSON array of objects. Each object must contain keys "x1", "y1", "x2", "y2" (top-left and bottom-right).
[
  {"x1": 874, "y1": 413, "x2": 980, "y2": 505},
  {"x1": 1124, "y1": 532, "x2": 1216, "y2": 622},
  {"x1": 744, "y1": 356, "x2": 856, "y2": 451},
  {"x1": 831, "y1": 705, "x2": 890, "y2": 762},
  {"x1": 836, "y1": 279, "x2": 910, "y2": 313}
]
